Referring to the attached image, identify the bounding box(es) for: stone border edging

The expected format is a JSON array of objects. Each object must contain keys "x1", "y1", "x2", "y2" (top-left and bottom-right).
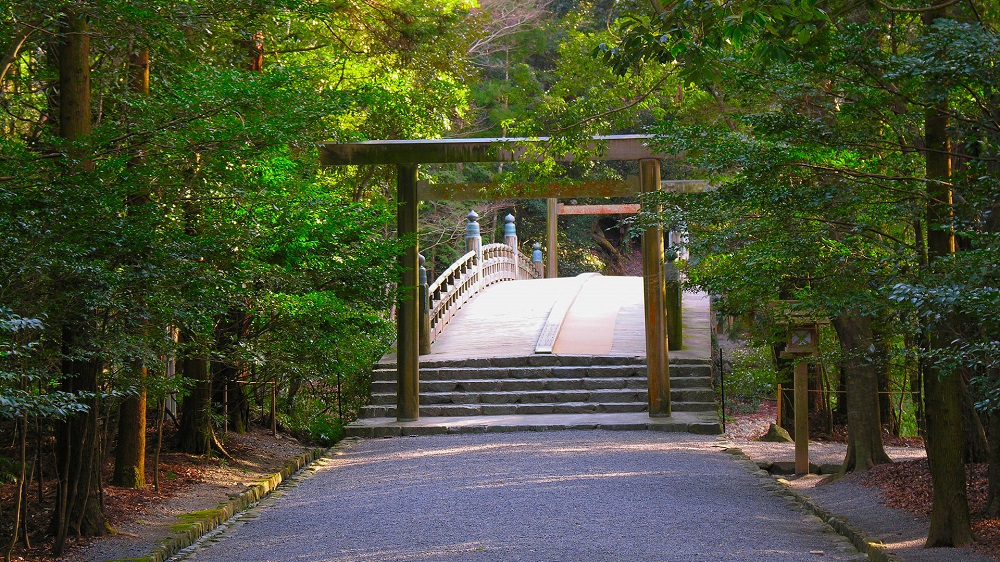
[
  {"x1": 109, "y1": 444, "x2": 337, "y2": 562},
  {"x1": 719, "y1": 440, "x2": 899, "y2": 562}
]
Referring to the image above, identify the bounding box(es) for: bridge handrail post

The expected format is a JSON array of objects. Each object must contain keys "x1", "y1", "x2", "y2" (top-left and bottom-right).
[
  {"x1": 466, "y1": 210, "x2": 483, "y2": 292},
  {"x1": 419, "y1": 254, "x2": 431, "y2": 355},
  {"x1": 532, "y1": 242, "x2": 543, "y2": 279},
  {"x1": 503, "y1": 213, "x2": 518, "y2": 278}
]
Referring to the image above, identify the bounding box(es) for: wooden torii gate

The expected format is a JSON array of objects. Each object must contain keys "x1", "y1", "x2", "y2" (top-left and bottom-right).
[{"x1": 318, "y1": 135, "x2": 671, "y2": 422}]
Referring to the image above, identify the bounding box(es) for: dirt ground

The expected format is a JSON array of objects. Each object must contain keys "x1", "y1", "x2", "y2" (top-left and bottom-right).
[
  {"x1": 2, "y1": 427, "x2": 312, "y2": 562},
  {"x1": 727, "y1": 400, "x2": 1000, "y2": 560}
]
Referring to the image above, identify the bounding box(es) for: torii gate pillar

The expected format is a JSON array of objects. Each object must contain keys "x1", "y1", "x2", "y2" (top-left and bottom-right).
[
  {"x1": 640, "y1": 159, "x2": 670, "y2": 416},
  {"x1": 397, "y1": 164, "x2": 420, "y2": 421}
]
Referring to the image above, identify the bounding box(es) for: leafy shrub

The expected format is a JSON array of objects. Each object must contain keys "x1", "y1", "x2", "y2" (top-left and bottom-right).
[{"x1": 719, "y1": 345, "x2": 776, "y2": 414}]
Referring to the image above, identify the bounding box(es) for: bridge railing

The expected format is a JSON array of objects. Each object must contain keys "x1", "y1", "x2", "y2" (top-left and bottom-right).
[{"x1": 422, "y1": 212, "x2": 543, "y2": 349}]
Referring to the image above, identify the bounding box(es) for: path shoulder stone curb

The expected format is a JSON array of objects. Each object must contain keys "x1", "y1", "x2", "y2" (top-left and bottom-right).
[
  {"x1": 720, "y1": 440, "x2": 899, "y2": 562},
  {"x1": 108, "y1": 441, "x2": 351, "y2": 562}
]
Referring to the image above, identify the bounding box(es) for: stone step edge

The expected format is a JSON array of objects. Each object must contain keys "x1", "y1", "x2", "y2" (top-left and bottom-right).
[
  {"x1": 371, "y1": 368, "x2": 712, "y2": 379},
  {"x1": 376, "y1": 358, "x2": 712, "y2": 369},
  {"x1": 108, "y1": 442, "x2": 353, "y2": 562},
  {"x1": 369, "y1": 388, "x2": 714, "y2": 397},
  {"x1": 370, "y1": 377, "x2": 714, "y2": 388},
  {"x1": 345, "y1": 418, "x2": 723, "y2": 438},
  {"x1": 361, "y1": 401, "x2": 719, "y2": 416}
]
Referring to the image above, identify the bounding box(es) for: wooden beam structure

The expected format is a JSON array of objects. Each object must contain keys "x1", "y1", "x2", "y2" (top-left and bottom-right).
[
  {"x1": 317, "y1": 135, "x2": 677, "y2": 422},
  {"x1": 319, "y1": 134, "x2": 668, "y2": 166},
  {"x1": 416, "y1": 178, "x2": 709, "y2": 201},
  {"x1": 418, "y1": 179, "x2": 636, "y2": 201},
  {"x1": 556, "y1": 203, "x2": 640, "y2": 215}
]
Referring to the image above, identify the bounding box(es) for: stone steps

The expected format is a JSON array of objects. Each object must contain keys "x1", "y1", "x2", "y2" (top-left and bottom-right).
[
  {"x1": 362, "y1": 401, "x2": 718, "y2": 418},
  {"x1": 370, "y1": 363, "x2": 711, "y2": 381},
  {"x1": 360, "y1": 356, "x2": 717, "y2": 422},
  {"x1": 370, "y1": 387, "x2": 715, "y2": 406},
  {"x1": 371, "y1": 376, "x2": 711, "y2": 393}
]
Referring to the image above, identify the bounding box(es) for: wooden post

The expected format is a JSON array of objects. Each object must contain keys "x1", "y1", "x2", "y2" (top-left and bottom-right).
[
  {"x1": 794, "y1": 360, "x2": 809, "y2": 474},
  {"x1": 776, "y1": 383, "x2": 783, "y2": 427},
  {"x1": 397, "y1": 164, "x2": 420, "y2": 421},
  {"x1": 271, "y1": 382, "x2": 276, "y2": 436},
  {"x1": 419, "y1": 254, "x2": 431, "y2": 355},
  {"x1": 531, "y1": 242, "x2": 543, "y2": 278},
  {"x1": 546, "y1": 198, "x2": 558, "y2": 278},
  {"x1": 223, "y1": 382, "x2": 228, "y2": 435},
  {"x1": 640, "y1": 158, "x2": 670, "y2": 416},
  {"x1": 664, "y1": 254, "x2": 682, "y2": 351}
]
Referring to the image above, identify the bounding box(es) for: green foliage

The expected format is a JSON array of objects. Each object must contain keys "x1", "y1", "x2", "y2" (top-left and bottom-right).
[
  {"x1": 0, "y1": 0, "x2": 476, "y2": 460},
  {"x1": 720, "y1": 346, "x2": 777, "y2": 414},
  {"x1": 606, "y1": 2, "x2": 1000, "y2": 407}
]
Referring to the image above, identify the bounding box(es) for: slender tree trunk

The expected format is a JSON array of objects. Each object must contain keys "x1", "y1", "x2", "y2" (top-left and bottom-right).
[
  {"x1": 962, "y1": 375, "x2": 989, "y2": 464},
  {"x1": 986, "y1": 411, "x2": 1000, "y2": 516},
  {"x1": 112, "y1": 362, "x2": 146, "y2": 488},
  {"x1": 922, "y1": 6, "x2": 972, "y2": 544},
  {"x1": 112, "y1": 48, "x2": 151, "y2": 488},
  {"x1": 772, "y1": 344, "x2": 796, "y2": 433},
  {"x1": 832, "y1": 311, "x2": 892, "y2": 472},
  {"x1": 53, "y1": 328, "x2": 110, "y2": 554},
  {"x1": 154, "y1": 396, "x2": 165, "y2": 492},
  {"x1": 286, "y1": 374, "x2": 303, "y2": 415},
  {"x1": 4, "y1": 415, "x2": 27, "y2": 562},
  {"x1": 873, "y1": 332, "x2": 895, "y2": 433}
]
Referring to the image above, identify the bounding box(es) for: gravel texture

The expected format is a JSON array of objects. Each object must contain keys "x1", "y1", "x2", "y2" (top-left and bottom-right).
[{"x1": 174, "y1": 431, "x2": 863, "y2": 562}]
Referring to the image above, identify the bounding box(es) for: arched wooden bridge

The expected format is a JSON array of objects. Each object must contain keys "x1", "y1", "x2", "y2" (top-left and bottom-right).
[
  {"x1": 318, "y1": 136, "x2": 721, "y2": 437},
  {"x1": 343, "y1": 215, "x2": 720, "y2": 437}
]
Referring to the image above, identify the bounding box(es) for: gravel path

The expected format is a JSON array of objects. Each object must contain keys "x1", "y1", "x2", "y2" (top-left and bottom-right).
[{"x1": 174, "y1": 431, "x2": 862, "y2": 562}]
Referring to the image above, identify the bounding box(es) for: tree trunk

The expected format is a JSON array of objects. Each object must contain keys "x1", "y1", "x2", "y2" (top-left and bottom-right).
[
  {"x1": 49, "y1": 11, "x2": 109, "y2": 555},
  {"x1": 873, "y1": 333, "x2": 895, "y2": 434},
  {"x1": 178, "y1": 330, "x2": 212, "y2": 454},
  {"x1": 4, "y1": 415, "x2": 27, "y2": 562},
  {"x1": 772, "y1": 344, "x2": 796, "y2": 434},
  {"x1": 52, "y1": 327, "x2": 110, "y2": 555},
  {"x1": 985, "y1": 412, "x2": 1000, "y2": 517},
  {"x1": 922, "y1": 6, "x2": 972, "y2": 544},
  {"x1": 112, "y1": 361, "x2": 146, "y2": 488},
  {"x1": 286, "y1": 374, "x2": 303, "y2": 415},
  {"x1": 963, "y1": 374, "x2": 989, "y2": 464},
  {"x1": 831, "y1": 311, "x2": 892, "y2": 472},
  {"x1": 213, "y1": 309, "x2": 252, "y2": 433},
  {"x1": 112, "y1": 49, "x2": 151, "y2": 488}
]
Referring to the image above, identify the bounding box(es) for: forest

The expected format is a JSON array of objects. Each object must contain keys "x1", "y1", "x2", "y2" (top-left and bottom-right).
[{"x1": 1, "y1": 0, "x2": 998, "y2": 557}]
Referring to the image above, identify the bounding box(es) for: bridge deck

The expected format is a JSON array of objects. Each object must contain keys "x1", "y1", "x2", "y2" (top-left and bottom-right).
[{"x1": 391, "y1": 275, "x2": 711, "y2": 363}]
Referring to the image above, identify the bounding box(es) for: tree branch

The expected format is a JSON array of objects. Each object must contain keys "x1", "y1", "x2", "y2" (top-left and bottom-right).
[
  {"x1": 0, "y1": 18, "x2": 46, "y2": 85},
  {"x1": 875, "y1": 0, "x2": 960, "y2": 14},
  {"x1": 553, "y1": 73, "x2": 672, "y2": 133}
]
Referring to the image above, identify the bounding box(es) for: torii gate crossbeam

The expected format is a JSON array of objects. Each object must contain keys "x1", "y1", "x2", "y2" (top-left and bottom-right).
[{"x1": 318, "y1": 135, "x2": 671, "y2": 421}]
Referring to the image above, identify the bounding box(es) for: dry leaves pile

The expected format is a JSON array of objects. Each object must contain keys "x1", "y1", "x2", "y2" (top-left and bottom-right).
[{"x1": 861, "y1": 460, "x2": 1000, "y2": 558}]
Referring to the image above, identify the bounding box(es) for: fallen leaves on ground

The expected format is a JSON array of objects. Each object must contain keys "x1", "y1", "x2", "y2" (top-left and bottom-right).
[{"x1": 857, "y1": 450, "x2": 999, "y2": 558}]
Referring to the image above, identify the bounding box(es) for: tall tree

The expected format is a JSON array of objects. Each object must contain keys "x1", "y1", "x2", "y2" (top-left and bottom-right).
[
  {"x1": 50, "y1": 8, "x2": 111, "y2": 553},
  {"x1": 112, "y1": 47, "x2": 151, "y2": 489},
  {"x1": 921, "y1": 3, "x2": 972, "y2": 548}
]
